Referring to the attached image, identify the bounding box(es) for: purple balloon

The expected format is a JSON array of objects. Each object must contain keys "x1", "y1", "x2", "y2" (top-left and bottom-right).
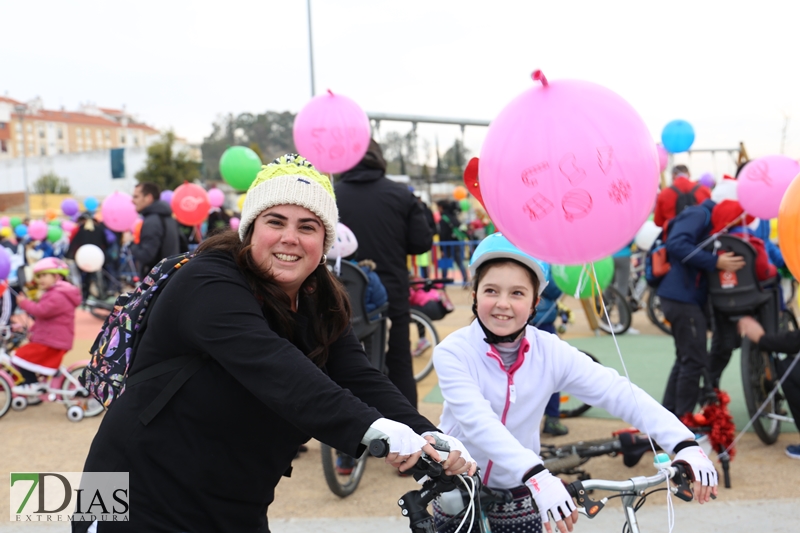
[
  {"x1": 160, "y1": 190, "x2": 174, "y2": 203},
  {"x1": 698, "y1": 172, "x2": 716, "y2": 189},
  {"x1": 61, "y1": 198, "x2": 80, "y2": 217},
  {"x1": 0, "y1": 248, "x2": 10, "y2": 281}
]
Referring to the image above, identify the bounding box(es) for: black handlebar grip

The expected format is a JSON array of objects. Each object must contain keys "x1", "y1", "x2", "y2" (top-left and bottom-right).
[{"x1": 369, "y1": 439, "x2": 390, "y2": 458}]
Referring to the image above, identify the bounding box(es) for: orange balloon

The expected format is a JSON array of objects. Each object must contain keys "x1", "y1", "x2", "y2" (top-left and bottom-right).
[
  {"x1": 453, "y1": 185, "x2": 468, "y2": 200},
  {"x1": 778, "y1": 173, "x2": 800, "y2": 278},
  {"x1": 44, "y1": 208, "x2": 58, "y2": 221}
]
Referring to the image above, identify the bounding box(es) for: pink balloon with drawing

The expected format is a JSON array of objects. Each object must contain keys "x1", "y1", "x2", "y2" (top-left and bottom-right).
[
  {"x1": 479, "y1": 71, "x2": 660, "y2": 265},
  {"x1": 737, "y1": 155, "x2": 800, "y2": 220},
  {"x1": 293, "y1": 90, "x2": 371, "y2": 174}
]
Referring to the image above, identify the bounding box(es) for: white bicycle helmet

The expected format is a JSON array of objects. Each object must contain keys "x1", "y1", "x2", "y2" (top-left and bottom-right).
[{"x1": 328, "y1": 223, "x2": 358, "y2": 260}]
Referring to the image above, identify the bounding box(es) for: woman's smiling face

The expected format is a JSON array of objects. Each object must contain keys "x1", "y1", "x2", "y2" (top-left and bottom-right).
[{"x1": 250, "y1": 204, "x2": 325, "y2": 302}]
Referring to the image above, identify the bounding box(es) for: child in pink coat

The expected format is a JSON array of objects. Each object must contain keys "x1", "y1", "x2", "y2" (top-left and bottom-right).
[{"x1": 11, "y1": 257, "x2": 82, "y2": 391}]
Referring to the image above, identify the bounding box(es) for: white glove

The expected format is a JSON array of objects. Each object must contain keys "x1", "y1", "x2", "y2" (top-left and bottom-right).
[
  {"x1": 525, "y1": 469, "x2": 577, "y2": 525},
  {"x1": 673, "y1": 445, "x2": 718, "y2": 487},
  {"x1": 422, "y1": 431, "x2": 475, "y2": 464},
  {"x1": 367, "y1": 418, "x2": 428, "y2": 456}
]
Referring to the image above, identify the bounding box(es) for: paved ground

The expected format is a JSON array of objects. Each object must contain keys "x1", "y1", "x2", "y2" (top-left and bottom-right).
[{"x1": 2, "y1": 288, "x2": 798, "y2": 532}]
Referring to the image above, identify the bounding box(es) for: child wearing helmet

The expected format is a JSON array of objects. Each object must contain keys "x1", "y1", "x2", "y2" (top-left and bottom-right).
[
  {"x1": 432, "y1": 233, "x2": 718, "y2": 533},
  {"x1": 11, "y1": 257, "x2": 82, "y2": 393}
]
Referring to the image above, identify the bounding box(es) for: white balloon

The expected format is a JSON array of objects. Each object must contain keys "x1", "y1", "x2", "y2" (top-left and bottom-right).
[
  {"x1": 75, "y1": 244, "x2": 105, "y2": 273},
  {"x1": 634, "y1": 221, "x2": 662, "y2": 252}
]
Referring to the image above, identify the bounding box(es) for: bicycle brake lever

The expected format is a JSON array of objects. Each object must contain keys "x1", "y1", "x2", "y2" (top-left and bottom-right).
[
  {"x1": 567, "y1": 480, "x2": 604, "y2": 519},
  {"x1": 671, "y1": 464, "x2": 695, "y2": 502}
]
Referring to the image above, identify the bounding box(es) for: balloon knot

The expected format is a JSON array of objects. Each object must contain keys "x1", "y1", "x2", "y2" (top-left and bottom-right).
[
  {"x1": 327, "y1": 89, "x2": 334, "y2": 96},
  {"x1": 532, "y1": 70, "x2": 549, "y2": 87}
]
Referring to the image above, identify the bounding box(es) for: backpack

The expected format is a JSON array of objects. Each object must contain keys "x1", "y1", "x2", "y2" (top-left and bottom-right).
[
  {"x1": 81, "y1": 253, "x2": 207, "y2": 423},
  {"x1": 644, "y1": 205, "x2": 711, "y2": 288},
  {"x1": 672, "y1": 184, "x2": 701, "y2": 217}
]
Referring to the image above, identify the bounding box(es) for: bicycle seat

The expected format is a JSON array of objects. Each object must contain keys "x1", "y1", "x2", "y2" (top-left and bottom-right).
[{"x1": 707, "y1": 235, "x2": 773, "y2": 315}]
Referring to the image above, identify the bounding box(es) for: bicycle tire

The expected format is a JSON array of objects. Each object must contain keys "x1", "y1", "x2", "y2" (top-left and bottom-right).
[
  {"x1": 740, "y1": 337, "x2": 781, "y2": 444},
  {"x1": 87, "y1": 299, "x2": 113, "y2": 320},
  {"x1": 594, "y1": 286, "x2": 632, "y2": 335},
  {"x1": 411, "y1": 309, "x2": 440, "y2": 382},
  {"x1": 63, "y1": 366, "x2": 105, "y2": 418},
  {"x1": 646, "y1": 291, "x2": 672, "y2": 335},
  {"x1": 0, "y1": 372, "x2": 12, "y2": 419},
  {"x1": 559, "y1": 351, "x2": 600, "y2": 418},
  {"x1": 320, "y1": 443, "x2": 369, "y2": 498}
]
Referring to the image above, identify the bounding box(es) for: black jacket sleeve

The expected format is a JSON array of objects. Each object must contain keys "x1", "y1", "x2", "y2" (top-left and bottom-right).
[
  {"x1": 406, "y1": 195, "x2": 434, "y2": 256},
  {"x1": 758, "y1": 330, "x2": 800, "y2": 354},
  {"x1": 173, "y1": 255, "x2": 386, "y2": 457},
  {"x1": 131, "y1": 214, "x2": 164, "y2": 268},
  {"x1": 325, "y1": 327, "x2": 438, "y2": 435}
]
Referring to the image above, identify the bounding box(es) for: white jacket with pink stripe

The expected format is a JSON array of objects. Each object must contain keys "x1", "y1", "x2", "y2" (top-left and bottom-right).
[{"x1": 434, "y1": 319, "x2": 694, "y2": 489}]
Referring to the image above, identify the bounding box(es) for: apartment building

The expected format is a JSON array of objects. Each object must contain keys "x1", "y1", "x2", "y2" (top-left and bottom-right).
[{"x1": 0, "y1": 96, "x2": 159, "y2": 159}]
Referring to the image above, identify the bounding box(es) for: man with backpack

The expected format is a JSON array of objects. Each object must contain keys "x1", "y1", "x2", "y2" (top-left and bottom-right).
[
  {"x1": 130, "y1": 182, "x2": 184, "y2": 278},
  {"x1": 656, "y1": 198, "x2": 745, "y2": 420},
  {"x1": 654, "y1": 165, "x2": 712, "y2": 228}
]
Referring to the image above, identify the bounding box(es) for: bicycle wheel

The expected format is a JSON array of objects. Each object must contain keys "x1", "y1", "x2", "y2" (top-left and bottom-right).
[
  {"x1": 87, "y1": 299, "x2": 114, "y2": 320},
  {"x1": 320, "y1": 443, "x2": 369, "y2": 498},
  {"x1": 594, "y1": 286, "x2": 632, "y2": 335},
  {"x1": 560, "y1": 351, "x2": 599, "y2": 418},
  {"x1": 411, "y1": 309, "x2": 439, "y2": 382},
  {"x1": 0, "y1": 372, "x2": 12, "y2": 419},
  {"x1": 63, "y1": 366, "x2": 105, "y2": 418},
  {"x1": 740, "y1": 337, "x2": 782, "y2": 444},
  {"x1": 646, "y1": 291, "x2": 672, "y2": 335}
]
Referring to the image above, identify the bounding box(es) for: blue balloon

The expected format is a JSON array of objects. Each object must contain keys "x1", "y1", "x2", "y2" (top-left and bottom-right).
[
  {"x1": 0, "y1": 248, "x2": 10, "y2": 281},
  {"x1": 15, "y1": 224, "x2": 28, "y2": 238},
  {"x1": 661, "y1": 120, "x2": 695, "y2": 153},
  {"x1": 84, "y1": 197, "x2": 99, "y2": 212}
]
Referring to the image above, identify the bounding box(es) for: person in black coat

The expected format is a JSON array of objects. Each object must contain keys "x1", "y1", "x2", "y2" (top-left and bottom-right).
[
  {"x1": 335, "y1": 140, "x2": 434, "y2": 407},
  {"x1": 75, "y1": 155, "x2": 473, "y2": 533},
  {"x1": 130, "y1": 182, "x2": 182, "y2": 278}
]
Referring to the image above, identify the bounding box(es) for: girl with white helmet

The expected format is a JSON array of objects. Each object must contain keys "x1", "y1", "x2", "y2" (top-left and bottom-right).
[
  {"x1": 11, "y1": 257, "x2": 82, "y2": 393},
  {"x1": 432, "y1": 233, "x2": 718, "y2": 533}
]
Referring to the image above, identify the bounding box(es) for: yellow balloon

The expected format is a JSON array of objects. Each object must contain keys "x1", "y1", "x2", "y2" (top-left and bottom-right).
[
  {"x1": 237, "y1": 194, "x2": 246, "y2": 212},
  {"x1": 0, "y1": 227, "x2": 11, "y2": 238},
  {"x1": 770, "y1": 218, "x2": 779, "y2": 243}
]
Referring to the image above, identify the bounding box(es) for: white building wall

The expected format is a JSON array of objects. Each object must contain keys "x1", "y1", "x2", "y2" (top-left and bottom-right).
[{"x1": 0, "y1": 147, "x2": 147, "y2": 198}]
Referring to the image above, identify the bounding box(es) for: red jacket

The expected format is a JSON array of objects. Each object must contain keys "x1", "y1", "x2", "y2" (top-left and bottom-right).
[
  {"x1": 17, "y1": 280, "x2": 82, "y2": 350},
  {"x1": 654, "y1": 177, "x2": 712, "y2": 228}
]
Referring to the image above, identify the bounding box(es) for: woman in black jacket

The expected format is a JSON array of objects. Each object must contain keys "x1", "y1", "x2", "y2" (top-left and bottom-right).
[{"x1": 76, "y1": 155, "x2": 474, "y2": 533}]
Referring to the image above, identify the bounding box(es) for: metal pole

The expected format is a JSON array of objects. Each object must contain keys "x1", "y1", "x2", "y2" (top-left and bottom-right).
[
  {"x1": 15, "y1": 105, "x2": 30, "y2": 217},
  {"x1": 306, "y1": 0, "x2": 316, "y2": 97}
]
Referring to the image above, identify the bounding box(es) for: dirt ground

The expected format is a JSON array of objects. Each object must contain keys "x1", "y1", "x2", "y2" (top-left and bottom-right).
[{"x1": 1, "y1": 287, "x2": 798, "y2": 521}]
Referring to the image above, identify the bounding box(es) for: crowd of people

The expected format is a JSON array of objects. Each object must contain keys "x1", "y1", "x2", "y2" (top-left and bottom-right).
[{"x1": 3, "y1": 146, "x2": 798, "y2": 533}]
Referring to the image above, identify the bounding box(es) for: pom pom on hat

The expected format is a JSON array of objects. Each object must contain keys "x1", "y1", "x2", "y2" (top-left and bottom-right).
[
  {"x1": 238, "y1": 154, "x2": 338, "y2": 252},
  {"x1": 711, "y1": 175, "x2": 738, "y2": 204}
]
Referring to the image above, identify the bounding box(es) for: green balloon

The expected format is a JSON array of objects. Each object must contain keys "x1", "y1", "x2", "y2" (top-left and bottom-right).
[
  {"x1": 551, "y1": 257, "x2": 615, "y2": 299},
  {"x1": 219, "y1": 146, "x2": 263, "y2": 192},
  {"x1": 47, "y1": 226, "x2": 63, "y2": 243},
  {"x1": 48, "y1": 219, "x2": 61, "y2": 226},
  {"x1": 9, "y1": 217, "x2": 21, "y2": 228},
  {"x1": 459, "y1": 199, "x2": 471, "y2": 212}
]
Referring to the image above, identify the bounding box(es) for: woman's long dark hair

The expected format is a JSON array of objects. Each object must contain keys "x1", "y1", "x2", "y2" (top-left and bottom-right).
[{"x1": 196, "y1": 227, "x2": 351, "y2": 367}]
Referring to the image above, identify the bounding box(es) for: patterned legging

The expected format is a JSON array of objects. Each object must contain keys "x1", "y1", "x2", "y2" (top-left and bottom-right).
[{"x1": 432, "y1": 485, "x2": 542, "y2": 533}]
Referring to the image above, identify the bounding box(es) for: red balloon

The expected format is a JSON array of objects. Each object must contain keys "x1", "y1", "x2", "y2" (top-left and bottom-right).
[{"x1": 171, "y1": 183, "x2": 210, "y2": 226}]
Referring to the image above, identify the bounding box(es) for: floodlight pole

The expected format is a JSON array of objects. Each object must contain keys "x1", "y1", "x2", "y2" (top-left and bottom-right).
[
  {"x1": 15, "y1": 104, "x2": 30, "y2": 217},
  {"x1": 307, "y1": 0, "x2": 316, "y2": 97}
]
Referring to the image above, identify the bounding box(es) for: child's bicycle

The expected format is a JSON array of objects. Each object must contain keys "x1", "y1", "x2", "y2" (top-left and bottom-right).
[
  {"x1": 0, "y1": 325, "x2": 104, "y2": 422},
  {"x1": 409, "y1": 278, "x2": 454, "y2": 383},
  {"x1": 370, "y1": 438, "x2": 699, "y2": 533}
]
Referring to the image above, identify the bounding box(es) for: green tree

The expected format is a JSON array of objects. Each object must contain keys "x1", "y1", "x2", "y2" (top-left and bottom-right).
[
  {"x1": 381, "y1": 130, "x2": 417, "y2": 175},
  {"x1": 441, "y1": 139, "x2": 469, "y2": 176},
  {"x1": 33, "y1": 172, "x2": 72, "y2": 194},
  {"x1": 136, "y1": 131, "x2": 200, "y2": 190}
]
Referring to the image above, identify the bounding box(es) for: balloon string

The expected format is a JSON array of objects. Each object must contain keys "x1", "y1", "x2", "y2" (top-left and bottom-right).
[
  {"x1": 573, "y1": 264, "x2": 588, "y2": 299},
  {"x1": 532, "y1": 70, "x2": 549, "y2": 87}
]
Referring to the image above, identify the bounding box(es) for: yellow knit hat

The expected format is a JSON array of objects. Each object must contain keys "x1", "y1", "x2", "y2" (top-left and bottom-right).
[{"x1": 238, "y1": 154, "x2": 338, "y2": 252}]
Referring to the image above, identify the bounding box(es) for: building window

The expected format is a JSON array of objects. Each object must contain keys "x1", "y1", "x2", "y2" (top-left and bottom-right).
[
  {"x1": 96, "y1": 130, "x2": 101, "y2": 139},
  {"x1": 58, "y1": 148, "x2": 64, "y2": 154},
  {"x1": 17, "y1": 143, "x2": 22, "y2": 153},
  {"x1": 104, "y1": 130, "x2": 110, "y2": 139},
  {"x1": 28, "y1": 144, "x2": 34, "y2": 153},
  {"x1": 1, "y1": 140, "x2": 6, "y2": 153},
  {"x1": 26, "y1": 124, "x2": 32, "y2": 132},
  {"x1": 77, "y1": 128, "x2": 82, "y2": 137},
  {"x1": 134, "y1": 135, "x2": 139, "y2": 146},
  {"x1": 40, "y1": 146, "x2": 46, "y2": 156},
  {"x1": 39, "y1": 129, "x2": 45, "y2": 139},
  {"x1": 57, "y1": 128, "x2": 63, "y2": 139},
  {"x1": 15, "y1": 122, "x2": 21, "y2": 132},
  {"x1": 120, "y1": 133, "x2": 126, "y2": 143}
]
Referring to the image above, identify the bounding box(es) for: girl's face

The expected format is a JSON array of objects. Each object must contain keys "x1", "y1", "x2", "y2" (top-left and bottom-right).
[
  {"x1": 473, "y1": 262, "x2": 537, "y2": 339},
  {"x1": 250, "y1": 204, "x2": 325, "y2": 303},
  {"x1": 35, "y1": 272, "x2": 58, "y2": 291}
]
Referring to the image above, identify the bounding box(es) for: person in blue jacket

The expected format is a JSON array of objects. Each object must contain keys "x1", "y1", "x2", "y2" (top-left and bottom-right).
[{"x1": 656, "y1": 199, "x2": 745, "y2": 419}]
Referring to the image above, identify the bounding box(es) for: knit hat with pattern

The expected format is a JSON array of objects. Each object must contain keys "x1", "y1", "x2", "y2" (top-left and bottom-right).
[{"x1": 238, "y1": 154, "x2": 338, "y2": 252}]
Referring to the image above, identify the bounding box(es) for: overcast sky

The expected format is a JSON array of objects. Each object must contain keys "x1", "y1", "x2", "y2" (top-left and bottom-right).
[{"x1": 4, "y1": 0, "x2": 799, "y2": 176}]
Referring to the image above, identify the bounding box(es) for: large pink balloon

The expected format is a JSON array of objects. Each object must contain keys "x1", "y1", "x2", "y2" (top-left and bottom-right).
[
  {"x1": 479, "y1": 71, "x2": 660, "y2": 265},
  {"x1": 738, "y1": 156, "x2": 800, "y2": 220},
  {"x1": 293, "y1": 90, "x2": 371, "y2": 174},
  {"x1": 656, "y1": 143, "x2": 668, "y2": 172},
  {"x1": 101, "y1": 192, "x2": 139, "y2": 232},
  {"x1": 208, "y1": 188, "x2": 225, "y2": 208},
  {"x1": 28, "y1": 220, "x2": 48, "y2": 241}
]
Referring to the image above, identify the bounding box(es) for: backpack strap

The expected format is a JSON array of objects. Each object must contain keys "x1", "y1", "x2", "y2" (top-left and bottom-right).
[{"x1": 134, "y1": 355, "x2": 211, "y2": 426}]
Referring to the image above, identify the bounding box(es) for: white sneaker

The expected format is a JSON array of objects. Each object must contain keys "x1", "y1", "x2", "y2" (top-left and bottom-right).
[
  {"x1": 12, "y1": 382, "x2": 45, "y2": 395},
  {"x1": 626, "y1": 327, "x2": 641, "y2": 335}
]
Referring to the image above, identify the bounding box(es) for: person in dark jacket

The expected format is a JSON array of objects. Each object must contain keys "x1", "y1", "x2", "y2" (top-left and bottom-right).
[
  {"x1": 75, "y1": 154, "x2": 474, "y2": 533},
  {"x1": 437, "y1": 199, "x2": 469, "y2": 285},
  {"x1": 130, "y1": 182, "x2": 181, "y2": 278},
  {"x1": 656, "y1": 200, "x2": 745, "y2": 418},
  {"x1": 738, "y1": 316, "x2": 800, "y2": 459},
  {"x1": 335, "y1": 140, "x2": 434, "y2": 407}
]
